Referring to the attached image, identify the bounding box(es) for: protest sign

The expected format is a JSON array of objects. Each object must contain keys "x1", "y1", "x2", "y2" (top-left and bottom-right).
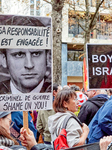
[
  {"x1": 86, "y1": 44, "x2": 112, "y2": 89},
  {"x1": 0, "y1": 25, "x2": 50, "y2": 48},
  {"x1": 0, "y1": 15, "x2": 53, "y2": 111},
  {"x1": 0, "y1": 93, "x2": 52, "y2": 111}
]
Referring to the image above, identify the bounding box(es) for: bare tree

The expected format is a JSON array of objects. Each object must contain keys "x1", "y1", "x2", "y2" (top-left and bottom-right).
[
  {"x1": 44, "y1": 0, "x2": 65, "y2": 84},
  {"x1": 52, "y1": 0, "x2": 65, "y2": 84},
  {"x1": 84, "y1": 0, "x2": 104, "y2": 52},
  {"x1": 68, "y1": 0, "x2": 108, "y2": 54}
]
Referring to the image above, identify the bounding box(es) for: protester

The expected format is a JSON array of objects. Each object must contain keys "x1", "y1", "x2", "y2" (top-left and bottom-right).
[
  {"x1": 70, "y1": 85, "x2": 80, "y2": 91},
  {"x1": 11, "y1": 111, "x2": 38, "y2": 145},
  {"x1": 33, "y1": 110, "x2": 38, "y2": 129},
  {"x1": 20, "y1": 127, "x2": 53, "y2": 150},
  {"x1": 87, "y1": 94, "x2": 112, "y2": 144},
  {"x1": 53, "y1": 83, "x2": 62, "y2": 101},
  {"x1": 78, "y1": 89, "x2": 108, "y2": 125},
  {"x1": 70, "y1": 84, "x2": 88, "y2": 116},
  {"x1": 62, "y1": 85, "x2": 70, "y2": 90},
  {"x1": 70, "y1": 85, "x2": 88, "y2": 107},
  {"x1": 108, "y1": 89, "x2": 112, "y2": 99},
  {"x1": 36, "y1": 109, "x2": 55, "y2": 147},
  {"x1": 36, "y1": 83, "x2": 61, "y2": 146},
  {"x1": 0, "y1": 111, "x2": 51, "y2": 150},
  {"x1": 48, "y1": 89, "x2": 89, "y2": 148},
  {"x1": 0, "y1": 111, "x2": 52, "y2": 150},
  {"x1": 53, "y1": 83, "x2": 62, "y2": 102},
  {"x1": 0, "y1": 111, "x2": 20, "y2": 148}
]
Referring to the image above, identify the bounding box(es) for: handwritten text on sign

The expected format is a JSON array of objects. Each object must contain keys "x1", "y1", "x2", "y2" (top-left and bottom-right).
[
  {"x1": 0, "y1": 26, "x2": 51, "y2": 49},
  {"x1": 0, "y1": 93, "x2": 52, "y2": 111}
]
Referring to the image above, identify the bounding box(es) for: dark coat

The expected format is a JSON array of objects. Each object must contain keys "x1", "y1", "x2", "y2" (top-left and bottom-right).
[
  {"x1": 78, "y1": 94, "x2": 108, "y2": 125},
  {"x1": 88, "y1": 96, "x2": 112, "y2": 143},
  {"x1": 10, "y1": 143, "x2": 53, "y2": 150}
]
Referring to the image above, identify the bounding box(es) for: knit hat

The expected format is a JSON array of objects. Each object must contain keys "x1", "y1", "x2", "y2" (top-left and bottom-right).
[{"x1": 0, "y1": 112, "x2": 10, "y2": 118}]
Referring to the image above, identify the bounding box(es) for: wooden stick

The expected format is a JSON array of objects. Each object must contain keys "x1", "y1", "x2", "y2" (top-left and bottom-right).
[
  {"x1": 23, "y1": 111, "x2": 29, "y2": 150},
  {"x1": 23, "y1": 111, "x2": 29, "y2": 133}
]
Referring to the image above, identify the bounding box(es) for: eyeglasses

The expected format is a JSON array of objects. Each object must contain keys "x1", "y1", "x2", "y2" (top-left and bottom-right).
[
  {"x1": 6, "y1": 117, "x2": 15, "y2": 129},
  {"x1": 75, "y1": 98, "x2": 78, "y2": 101}
]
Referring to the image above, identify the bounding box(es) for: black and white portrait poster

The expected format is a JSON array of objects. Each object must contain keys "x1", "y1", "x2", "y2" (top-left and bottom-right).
[
  {"x1": 0, "y1": 15, "x2": 52, "y2": 111},
  {"x1": 86, "y1": 43, "x2": 112, "y2": 89}
]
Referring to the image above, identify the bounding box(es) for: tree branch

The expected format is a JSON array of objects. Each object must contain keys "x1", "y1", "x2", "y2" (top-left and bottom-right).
[
  {"x1": 67, "y1": 0, "x2": 85, "y2": 12},
  {"x1": 89, "y1": 0, "x2": 104, "y2": 29},
  {"x1": 78, "y1": 21, "x2": 86, "y2": 32},
  {"x1": 43, "y1": 0, "x2": 52, "y2": 5},
  {"x1": 91, "y1": 27, "x2": 100, "y2": 32},
  {"x1": 68, "y1": 5, "x2": 86, "y2": 32},
  {"x1": 85, "y1": 0, "x2": 89, "y2": 11}
]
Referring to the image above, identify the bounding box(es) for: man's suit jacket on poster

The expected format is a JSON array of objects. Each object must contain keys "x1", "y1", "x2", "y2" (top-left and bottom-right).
[{"x1": 0, "y1": 78, "x2": 51, "y2": 94}]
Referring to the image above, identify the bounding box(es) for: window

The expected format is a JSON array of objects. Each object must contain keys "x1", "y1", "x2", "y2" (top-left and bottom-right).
[
  {"x1": 30, "y1": 0, "x2": 34, "y2": 15},
  {"x1": 30, "y1": 0, "x2": 40, "y2": 16},
  {"x1": 68, "y1": 17, "x2": 85, "y2": 37},
  {"x1": 97, "y1": 21, "x2": 112, "y2": 39},
  {"x1": 67, "y1": 50, "x2": 84, "y2": 61},
  {"x1": 103, "y1": 0, "x2": 112, "y2": 7},
  {"x1": 99, "y1": 0, "x2": 111, "y2": 8},
  {"x1": 71, "y1": 0, "x2": 79, "y2": 5},
  {"x1": 89, "y1": 0, "x2": 95, "y2": 7},
  {"x1": 36, "y1": 0, "x2": 40, "y2": 16}
]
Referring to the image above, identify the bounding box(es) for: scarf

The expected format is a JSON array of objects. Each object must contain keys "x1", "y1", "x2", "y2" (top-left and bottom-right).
[{"x1": 0, "y1": 136, "x2": 14, "y2": 147}]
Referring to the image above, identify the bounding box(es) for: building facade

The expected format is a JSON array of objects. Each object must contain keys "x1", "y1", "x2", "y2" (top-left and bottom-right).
[
  {"x1": 0, "y1": 0, "x2": 112, "y2": 89},
  {"x1": 62, "y1": 1, "x2": 112, "y2": 88}
]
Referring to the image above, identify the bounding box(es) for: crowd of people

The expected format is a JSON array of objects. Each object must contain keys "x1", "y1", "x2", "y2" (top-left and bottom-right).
[{"x1": 0, "y1": 83, "x2": 112, "y2": 150}]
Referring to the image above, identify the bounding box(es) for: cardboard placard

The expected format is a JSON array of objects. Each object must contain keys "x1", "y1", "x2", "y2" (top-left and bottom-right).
[
  {"x1": 86, "y1": 43, "x2": 112, "y2": 89},
  {"x1": 0, "y1": 15, "x2": 53, "y2": 137}
]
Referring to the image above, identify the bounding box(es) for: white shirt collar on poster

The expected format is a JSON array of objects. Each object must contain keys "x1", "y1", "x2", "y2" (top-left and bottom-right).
[{"x1": 10, "y1": 79, "x2": 44, "y2": 94}]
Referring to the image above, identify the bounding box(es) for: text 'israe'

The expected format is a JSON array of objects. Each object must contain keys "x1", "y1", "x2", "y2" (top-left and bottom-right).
[{"x1": 92, "y1": 54, "x2": 112, "y2": 75}]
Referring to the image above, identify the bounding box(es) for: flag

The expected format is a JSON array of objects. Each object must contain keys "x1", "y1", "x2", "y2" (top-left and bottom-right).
[{"x1": 83, "y1": 57, "x2": 88, "y2": 92}]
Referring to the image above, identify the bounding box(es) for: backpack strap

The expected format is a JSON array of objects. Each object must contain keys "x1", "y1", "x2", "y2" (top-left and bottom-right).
[
  {"x1": 55, "y1": 114, "x2": 83, "y2": 137},
  {"x1": 62, "y1": 115, "x2": 83, "y2": 129}
]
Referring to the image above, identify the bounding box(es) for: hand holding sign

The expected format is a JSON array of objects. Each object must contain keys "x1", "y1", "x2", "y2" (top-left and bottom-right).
[{"x1": 20, "y1": 126, "x2": 37, "y2": 149}]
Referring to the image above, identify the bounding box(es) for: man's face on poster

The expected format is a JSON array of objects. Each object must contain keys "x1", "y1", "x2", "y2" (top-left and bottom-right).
[{"x1": 3, "y1": 49, "x2": 47, "y2": 93}]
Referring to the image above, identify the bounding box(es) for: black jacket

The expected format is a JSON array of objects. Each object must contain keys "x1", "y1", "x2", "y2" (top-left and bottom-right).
[
  {"x1": 10, "y1": 144, "x2": 53, "y2": 150},
  {"x1": 78, "y1": 94, "x2": 108, "y2": 125}
]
